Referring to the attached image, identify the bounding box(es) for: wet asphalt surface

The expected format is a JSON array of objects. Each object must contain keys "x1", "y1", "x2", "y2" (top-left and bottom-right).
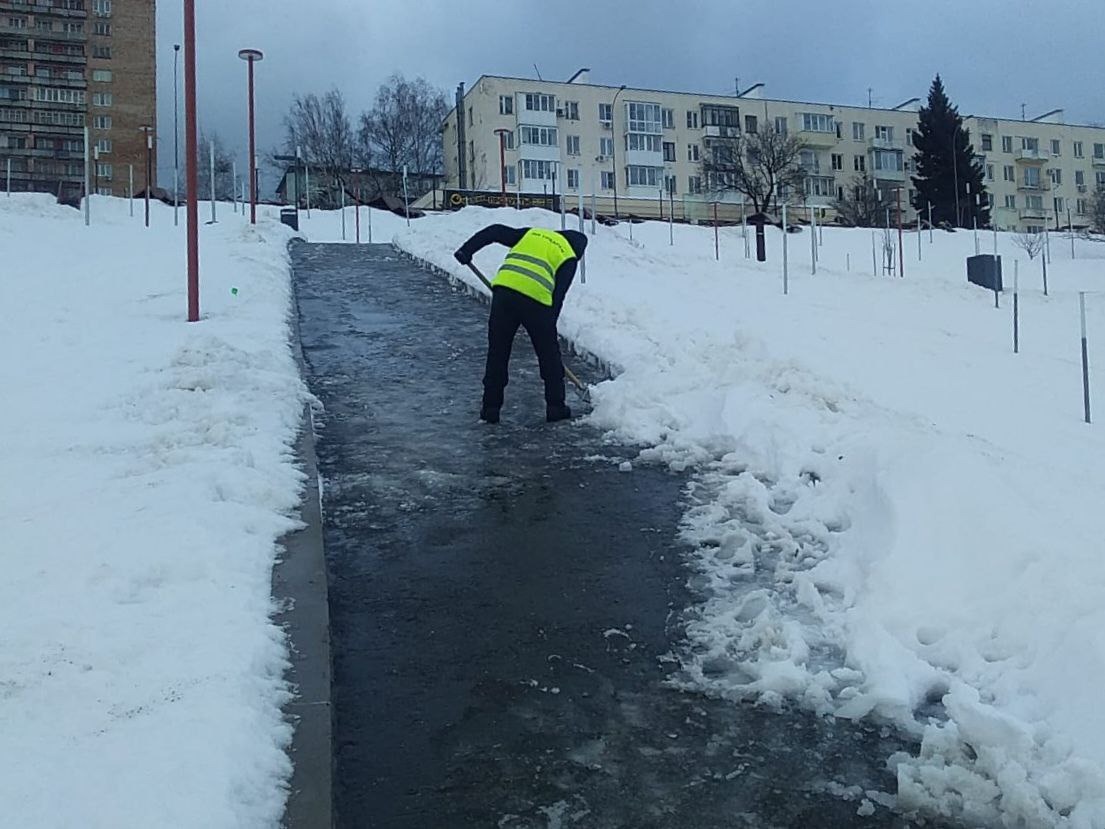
[{"x1": 292, "y1": 242, "x2": 951, "y2": 829}]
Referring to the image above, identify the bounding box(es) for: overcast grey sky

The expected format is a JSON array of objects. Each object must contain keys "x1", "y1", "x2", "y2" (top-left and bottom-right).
[{"x1": 154, "y1": 0, "x2": 1105, "y2": 189}]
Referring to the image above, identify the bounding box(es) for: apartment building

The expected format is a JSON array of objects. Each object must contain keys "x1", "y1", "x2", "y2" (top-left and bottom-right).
[
  {"x1": 0, "y1": 0, "x2": 155, "y2": 201},
  {"x1": 443, "y1": 71, "x2": 1105, "y2": 230}
]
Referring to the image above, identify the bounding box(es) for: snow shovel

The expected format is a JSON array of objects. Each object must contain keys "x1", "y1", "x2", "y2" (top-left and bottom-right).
[{"x1": 465, "y1": 262, "x2": 591, "y2": 402}]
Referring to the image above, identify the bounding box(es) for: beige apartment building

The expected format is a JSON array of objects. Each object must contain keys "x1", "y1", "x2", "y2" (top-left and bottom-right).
[
  {"x1": 0, "y1": 0, "x2": 156, "y2": 201},
  {"x1": 443, "y1": 71, "x2": 1105, "y2": 231}
]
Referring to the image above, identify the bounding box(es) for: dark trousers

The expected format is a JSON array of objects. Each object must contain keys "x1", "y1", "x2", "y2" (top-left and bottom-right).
[{"x1": 483, "y1": 287, "x2": 565, "y2": 410}]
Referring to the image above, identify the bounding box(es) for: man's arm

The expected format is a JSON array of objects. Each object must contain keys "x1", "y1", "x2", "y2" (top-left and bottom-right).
[{"x1": 454, "y1": 225, "x2": 529, "y2": 264}]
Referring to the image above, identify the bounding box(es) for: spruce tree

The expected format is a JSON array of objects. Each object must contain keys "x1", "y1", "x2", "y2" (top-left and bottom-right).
[{"x1": 911, "y1": 75, "x2": 990, "y2": 228}]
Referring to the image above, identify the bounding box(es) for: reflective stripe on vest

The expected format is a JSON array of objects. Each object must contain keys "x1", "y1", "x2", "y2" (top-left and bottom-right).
[{"x1": 492, "y1": 228, "x2": 575, "y2": 306}]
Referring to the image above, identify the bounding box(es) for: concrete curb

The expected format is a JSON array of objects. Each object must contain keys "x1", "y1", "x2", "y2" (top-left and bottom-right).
[
  {"x1": 394, "y1": 247, "x2": 619, "y2": 383},
  {"x1": 274, "y1": 267, "x2": 333, "y2": 829}
]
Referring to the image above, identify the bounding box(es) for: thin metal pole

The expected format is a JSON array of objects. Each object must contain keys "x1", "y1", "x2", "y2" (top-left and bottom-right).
[
  {"x1": 809, "y1": 205, "x2": 816, "y2": 274},
  {"x1": 173, "y1": 43, "x2": 180, "y2": 226},
  {"x1": 1069, "y1": 208, "x2": 1075, "y2": 258},
  {"x1": 1080, "y1": 292, "x2": 1091, "y2": 423},
  {"x1": 973, "y1": 214, "x2": 979, "y2": 255},
  {"x1": 129, "y1": 164, "x2": 133, "y2": 216},
  {"x1": 305, "y1": 160, "x2": 311, "y2": 218},
  {"x1": 184, "y1": 0, "x2": 199, "y2": 321},
  {"x1": 341, "y1": 184, "x2": 346, "y2": 240},
  {"x1": 355, "y1": 188, "x2": 360, "y2": 244},
  {"x1": 83, "y1": 126, "x2": 90, "y2": 226},
  {"x1": 871, "y1": 230, "x2": 877, "y2": 276},
  {"x1": 714, "y1": 202, "x2": 719, "y2": 261},
  {"x1": 782, "y1": 203, "x2": 789, "y2": 295},
  {"x1": 367, "y1": 195, "x2": 372, "y2": 243},
  {"x1": 590, "y1": 181, "x2": 597, "y2": 234},
  {"x1": 846, "y1": 252, "x2": 851, "y2": 271},
  {"x1": 1045, "y1": 226, "x2": 1051, "y2": 264},
  {"x1": 897, "y1": 188, "x2": 904, "y2": 277},
  {"x1": 578, "y1": 186, "x2": 586, "y2": 284},
  {"x1": 144, "y1": 130, "x2": 152, "y2": 228},
  {"x1": 1013, "y1": 261, "x2": 1019, "y2": 354},
  {"x1": 402, "y1": 163, "x2": 410, "y2": 227},
  {"x1": 232, "y1": 161, "x2": 238, "y2": 213},
  {"x1": 669, "y1": 188, "x2": 674, "y2": 246},
  {"x1": 742, "y1": 196, "x2": 749, "y2": 258},
  {"x1": 247, "y1": 56, "x2": 258, "y2": 224},
  {"x1": 1042, "y1": 249, "x2": 1049, "y2": 296},
  {"x1": 928, "y1": 202, "x2": 933, "y2": 243},
  {"x1": 209, "y1": 137, "x2": 216, "y2": 223},
  {"x1": 559, "y1": 168, "x2": 566, "y2": 230},
  {"x1": 917, "y1": 211, "x2": 922, "y2": 261},
  {"x1": 5, "y1": 157, "x2": 10, "y2": 196}
]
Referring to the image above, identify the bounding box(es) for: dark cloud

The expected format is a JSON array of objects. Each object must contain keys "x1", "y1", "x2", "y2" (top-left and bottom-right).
[{"x1": 155, "y1": 0, "x2": 1105, "y2": 187}]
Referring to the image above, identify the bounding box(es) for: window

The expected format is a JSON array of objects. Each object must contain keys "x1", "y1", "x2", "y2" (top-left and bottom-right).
[
  {"x1": 661, "y1": 108, "x2": 674, "y2": 129},
  {"x1": 1003, "y1": 164, "x2": 1015, "y2": 182},
  {"x1": 598, "y1": 102, "x2": 612, "y2": 123},
  {"x1": 601, "y1": 170, "x2": 615, "y2": 190},
  {"x1": 95, "y1": 137, "x2": 111, "y2": 153},
  {"x1": 565, "y1": 134, "x2": 580, "y2": 155},
  {"x1": 503, "y1": 165, "x2": 516, "y2": 185},
  {"x1": 95, "y1": 162, "x2": 112, "y2": 179},
  {"x1": 1054, "y1": 197, "x2": 1064, "y2": 214},
  {"x1": 521, "y1": 159, "x2": 555, "y2": 179},
  {"x1": 92, "y1": 69, "x2": 112, "y2": 82},
  {"x1": 7, "y1": 16, "x2": 26, "y2": 28},
  {"x1": 567, "y1": 168, "x2": 579, "y2": 189},
  {"x1": 801, "y1": 112, "x2": 834, "y2": 133},
  {"x1": 626, "y1": 133, "x2": 661, "y2": 152},
  {"x1": 852, "y1": 122, "x2": 865, "y2": 141},
  {"x1": 1097, "y1": 171, "x2": 1105, "y2": 187},
  {"x1": 986, "y1": 164, "x2": 994, "y2": 181},
  {"x1": 799, "y1": 150, "x2": 819, "y2": 172},
  {"x1": 687, "y1": 143, "x2": 699, "y2": 162},
  {"x1": 1005, "y1": 194, "x2": 1016, "y2": 209},
  {"x1": 64, "y1": 22, "x2": 83, "y2": 33},
  {"x1": 688, "y1": 175, "x2": 702, "y2": 194},
  {"x1": 467, "y1": 106, "x2": 472, "y2": 127},
  {"x1": 686, "y1": 110, "x2": 698, "y2": 129},
  {"x1": 1074, "y1": 141, "x2": 1084, "y2": 158},
  {"x1": 33, "y1": 87, "x2": 86, "y2": 105},
  {"x1": 524, "y1": 92, "x2": 554, "y2": 112},
  {"x1": 467, "y1": 139, "x2": 474, "y2": 161},
  {"x1": 744, "y1": 114, "x2": 757, "y2": 134},
  {"x1": 1095, "y1": 143, "x2": 1105, "y2": 160},
  {"x1": 498, "y1": 95, "x2": 513, "y2": 115},
  {"x1": 1077, "y1": 199, "x2": 1087, "y2": 215},
  {"x1": 519, "y1": 125, "x2": 557, "y2": 146},
  {"x1": 874, "y1": 125, "x2": 894, "y2": 141},
  {"x1": 1023, "y1": 166, "x2": 1041, "y2": 187},
  {"x1": 502, "y1": 130, "x2": 514, "y2": 150},
  {"x1": 93, "y1": 21, "x2": 111, "y2": 35},
  {"x1": 92, "y1": 114, "x2": 111, "y2": 129},
  {"x1": 563, "y1": 100, "x2": 579, "y2": 120},
  {"x1": 92, "y1": 45, "x2": 111, "y2": 59},
  {"x1": 1049, "y1": 168, "x2": 1062, "y2": 186},
  {"x1": 1051, "y1": 139, "x2": 1061, "y2": 156},
  {"x1": 854, "y1": 155, "x2": 866, "y2": 172},
  {"x1": 774, "y1": 116, "x2": 788, "y2": 136},
  {"x1": 627, "y1": 165, "x2": 662, "y2": 187},
  {"x1": 1025, "y1": 194, "x2": 1044, "y2": 210},
  {"x1": 627, "y1": 102, "x2": 662, "y2": 133},
  {"x1": 662, "y1": 141, "x2": 675, "y2": 162},
  {"x1": 1021, "y1": 136, "x2": 1039, "y2": 152},
  {"x1": 805, "y1": 176, "x2": 835, "y2": 198},
  {"x1": 599, "y1": 136, "x2": 613, "y2": 157},
  {"x1": 664, "y1": 175, "x2": 677, "y2": 195},
  {"x1": 831, "y1": 153, "x2": 843, "y2": 171},
  {"x1": 93, "y1": 0, "x2": 112, "y2": 15},
  {"x1": 1002, "y1": 135, "x2": 1013, "y2": 153},
  {"x1": 981, "y1": 133, "x2": 993, "y2": 152},
  {"x1": 873, "y1": 150, "x2": 901, "y2": 172}
]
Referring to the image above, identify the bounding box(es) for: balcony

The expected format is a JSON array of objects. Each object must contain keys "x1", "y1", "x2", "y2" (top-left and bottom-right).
[
  {"x1": 1019, "y1": 206, "x2": 1048, "y2": 220},
  {"x1": 1015, "y1": 148, "x2": 1049, "y2": 164},
  {"x1": 703, "y1": 124, "x2": 739, "y2": 139},
  {"x1": 1017, "y1": 179, "x2": 1051, "y2": 192},
  {"x1": 1093, "y1": 155, "x2": 1105, "y2": 168},
  {"x1": 869, "y1": 136, "x2": 903, "y2": 151},
  {"x1": 28, "y1": 48, "x2": 83, "y2": 63},
  {"x1": 797, "y1": 129, "x2": 838, "y2": 147},
  {"x1": 1, "y1": 1, "x2": 87, "y2": 16},
  {"x1": 872, "y1": 166, "x2": 906, "y2": 181}
]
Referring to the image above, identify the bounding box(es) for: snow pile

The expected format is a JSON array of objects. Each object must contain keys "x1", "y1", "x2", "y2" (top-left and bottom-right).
[
  {"x1": 0, "y1": 195, "x2": 305, "y2": 827},
  {"x1": 377, "y1": 205, "x2": 1105, "y2": 827}
]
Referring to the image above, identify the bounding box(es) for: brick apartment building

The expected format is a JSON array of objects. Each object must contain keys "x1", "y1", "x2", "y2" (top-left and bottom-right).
[{"x1": 0, "y1": 0, "x2": 156, "y2": 201}]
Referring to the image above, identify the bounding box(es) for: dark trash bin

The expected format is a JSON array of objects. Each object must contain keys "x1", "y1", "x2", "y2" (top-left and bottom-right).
[
  {"x1": 967, "y1": 254, "x2": 1002, "y2": 291},
  {"x1": 280, "y1": 207, "x2": 299, "y2": 232}
]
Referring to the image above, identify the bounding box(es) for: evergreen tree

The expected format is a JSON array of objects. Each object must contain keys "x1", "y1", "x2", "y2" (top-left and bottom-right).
[{"x1": 911, "y1": 75, "x2": 989, "y2": 228}]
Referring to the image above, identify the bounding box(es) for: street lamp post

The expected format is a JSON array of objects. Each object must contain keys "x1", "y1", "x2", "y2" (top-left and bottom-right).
[
  {"x1": 494, "y1": 128, "x2": 510, "y2": 207},
  {"x1": 238, "y1": 48, "x2": 263, "y2": 224},
  {"x1": 610, "y1": 84, "x2": 627, "y2": 219},
  {"x1": 173, "y1": 43, "x2": 180, "y2": 226},
  {"x1": 139, "y1": 125, "x2": 154, "y2": 227},
  {"x1": 184, "y1": 0, "x2": 199, "y2": 322}
]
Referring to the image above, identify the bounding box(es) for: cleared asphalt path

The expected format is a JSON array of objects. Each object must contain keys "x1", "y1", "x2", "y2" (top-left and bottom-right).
[{"x1": 292, "y1": 242, "x2": 947, "y2": 829}]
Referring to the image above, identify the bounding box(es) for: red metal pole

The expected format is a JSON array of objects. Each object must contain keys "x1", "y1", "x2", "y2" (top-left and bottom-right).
[
  {"x1": 897, "y1": 188, "x2": 904, "y2": 278},
  {"x1": 247, "y1": 57, "x2": 257, "y2": 224},
  {"x1": 714, "y1": 202, "x2": 719, "y2": 260},
  {"x1": 184, "y1": 0, "x2": 199, "y2": 321}
]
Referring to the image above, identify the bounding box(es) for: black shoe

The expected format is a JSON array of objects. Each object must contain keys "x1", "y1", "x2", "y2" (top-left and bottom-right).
[
  {"x1": 480, "y1": 406, "x2": 500, "y2": 424},
  {"x1": 546, "y1": 403, "x2": 572, "y2": 423}
]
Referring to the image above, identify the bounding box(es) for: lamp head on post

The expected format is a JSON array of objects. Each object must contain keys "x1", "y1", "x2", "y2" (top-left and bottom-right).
[{"x1": 237, "y1": 48, "x2": 263, "y2": 64}]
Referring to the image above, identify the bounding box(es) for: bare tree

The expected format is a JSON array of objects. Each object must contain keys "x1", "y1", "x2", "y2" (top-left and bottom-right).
[
  {"x1": 833, "y1": 171, "x2": 895, "y2": 227},
  {"x1": 358, "y1": 73, "x2": 447, "y2": 179},
  {"x1": 1012, "y1": 231, "x2": 1046, "y2": 260},
  {"x1": 196, "y1": 131, "x2": 235, "y2": 201},
  {"x1": 283, "y1": 88, "x2": 355, "y2": 205},
  {"x1": 700, "y1": 125, "x2": 807, "y2": 214},
  {"x1": 882, "y1": 225, "x2": 897, "y2": 275},
  {"x1": 1090, "y1": 184, "x2": 1105, "y2": 234}
]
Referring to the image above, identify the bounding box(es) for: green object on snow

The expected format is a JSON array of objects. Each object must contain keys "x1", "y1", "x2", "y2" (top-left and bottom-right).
[{"x1": 230, "y1": 287, "x2": 239, "y2": 296}]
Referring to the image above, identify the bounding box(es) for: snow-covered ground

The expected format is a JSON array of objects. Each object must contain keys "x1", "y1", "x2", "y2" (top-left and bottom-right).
[
  {"x1": 0, "y1": 195, "x2": 307, "y2": 827},
  {"x1": 6, "y1": 192, "x2": 1105, "y2": 827},
  {"x1": 318, "y1": 204, "x2": 1104, "y2": 828}
]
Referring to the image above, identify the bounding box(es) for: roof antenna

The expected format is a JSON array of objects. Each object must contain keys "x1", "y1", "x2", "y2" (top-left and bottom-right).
[
  {"x1": 868, "y1": 87, "x2": 873, "y2": 108},
  {"x1": 534, "y1": 63, "x2": 543, "y2": 81},
  {"x1": 735, "y1": 76, "x2": 740, "y2": 96},
  {"x1": 1021, "y1": 103, "x2": 1026, "y2": 121}
]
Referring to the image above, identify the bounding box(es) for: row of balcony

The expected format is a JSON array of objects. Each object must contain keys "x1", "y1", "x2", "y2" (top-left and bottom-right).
[
  {"x1": 0, "y1": 1, "x2": 88, "y2": 17},
  {"x1": 0, "y1": 45, "x2": 84, "y2": 63}
]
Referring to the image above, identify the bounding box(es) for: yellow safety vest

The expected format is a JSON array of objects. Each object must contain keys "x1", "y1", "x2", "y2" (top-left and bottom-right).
[{"x1": 492, "y1": 228, "x2": 576, "y2": 306}]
